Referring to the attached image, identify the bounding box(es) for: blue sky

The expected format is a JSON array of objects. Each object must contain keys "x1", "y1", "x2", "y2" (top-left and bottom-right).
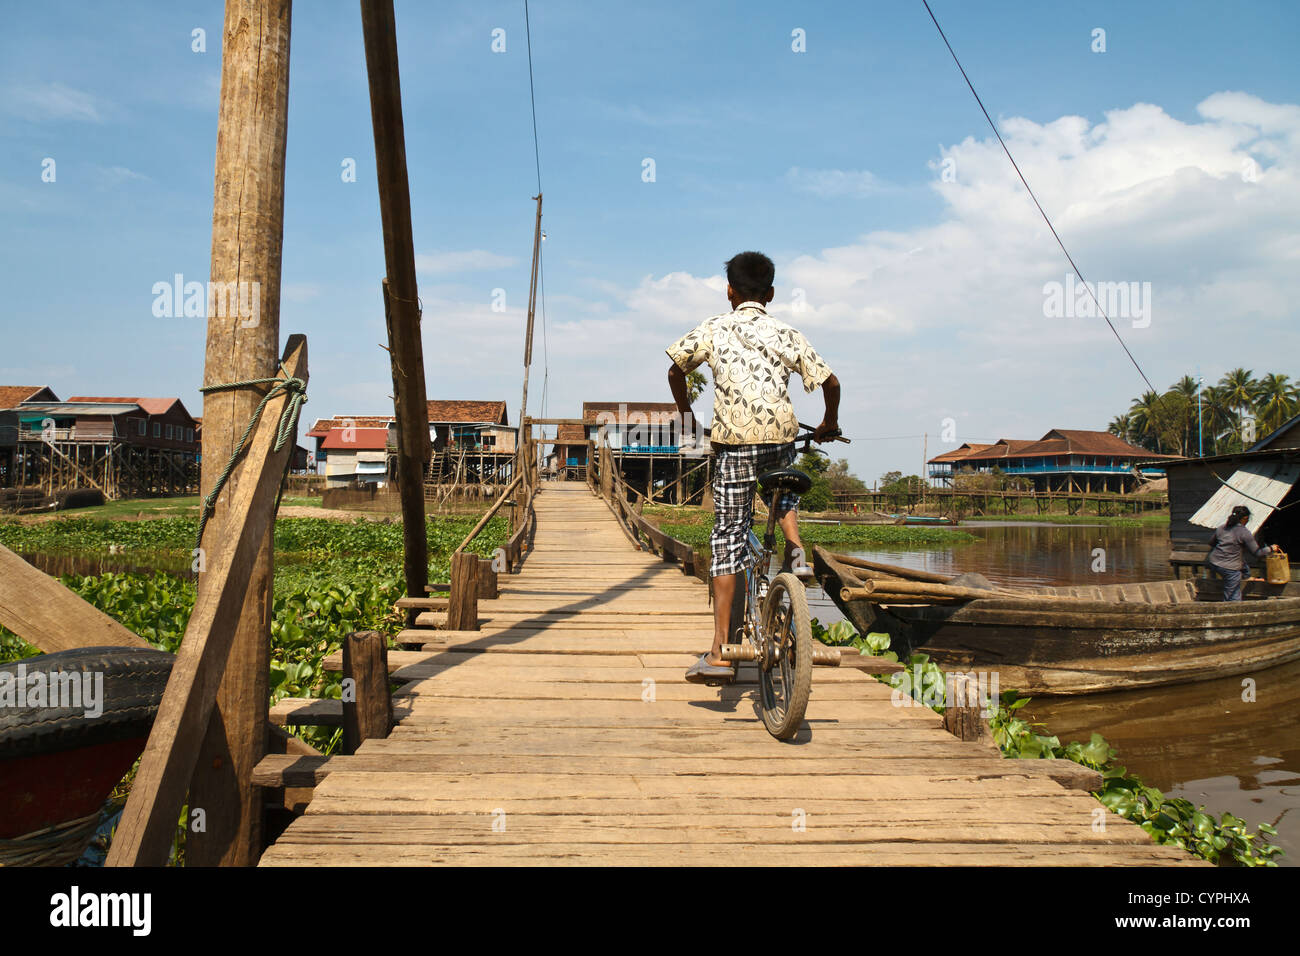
[{"x1": 2, "y1": 0, "x2": 1298, "y2": 481}]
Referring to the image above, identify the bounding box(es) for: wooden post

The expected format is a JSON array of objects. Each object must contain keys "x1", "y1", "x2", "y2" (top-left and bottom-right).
[
  {"x1": 478, "y1": 557, "x2": 499, "y2": 599},
  {"x1": 447, "y1": 551, "x2": 479, "y2": 631},
  {"x1": 108, "y1": 339, "x2": 308, "y2": 867},
  {"x1": 362, "y1": 0, "x2": 432, "y2": 604},
  {"x1": 519, "y1": 196, "x2": 543, "y2": 429},
  {"x1": 187, "y1": 0, "x2": 292, "y2": 868},
  {"x1": 342, "y1": 630, "x2": 391, "y2": 755},
  {"x1": 942, "y1": 672, "x2": 996, "y2": 748}
]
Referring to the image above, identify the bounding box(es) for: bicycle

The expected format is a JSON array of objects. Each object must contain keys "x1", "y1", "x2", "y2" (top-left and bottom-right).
[{"x1": 712, "y1": 424, "x2": 851, "y2": 740}]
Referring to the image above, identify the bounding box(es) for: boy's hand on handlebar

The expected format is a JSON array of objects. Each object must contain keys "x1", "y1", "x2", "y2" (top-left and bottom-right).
[{"x1": 812, "y1": 420, "x2": 840, "y2": 443}]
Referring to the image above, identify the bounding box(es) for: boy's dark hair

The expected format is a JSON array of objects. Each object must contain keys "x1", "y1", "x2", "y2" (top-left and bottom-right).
[{"x1": 725, "y1": 251, "x2": 775, "y2": 300}]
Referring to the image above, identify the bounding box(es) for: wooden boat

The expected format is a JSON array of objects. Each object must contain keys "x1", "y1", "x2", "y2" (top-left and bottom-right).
[
  {"x1": 812, "y1": 546, "x2": 1300, "y2": 695},
  {"x1": 0, "y1": 646, "x2": 173, "y2": 864}
]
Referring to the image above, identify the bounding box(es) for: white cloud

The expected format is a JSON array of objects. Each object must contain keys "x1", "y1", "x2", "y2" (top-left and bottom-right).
[
  {"x1": 4, "y1": 82, "x2": 105, "y2": 122},
  {"x1": 786, "y1": 166, "x2": 886, "y2": 198},
  {"x1": 415, "y1": 249, "x2": 518, "y2": 274},
  {"x1": 358, "y1": 93, "x2": 1300, "y2": 481}
]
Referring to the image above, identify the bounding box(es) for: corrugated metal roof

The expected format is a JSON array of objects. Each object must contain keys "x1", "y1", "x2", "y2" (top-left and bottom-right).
[{"x1": 1189, "y1": 460, "x2": 1300, "y2": 533}]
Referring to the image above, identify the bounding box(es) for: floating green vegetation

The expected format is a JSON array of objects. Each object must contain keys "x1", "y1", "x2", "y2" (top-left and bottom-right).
[
  {"x1": 812, "y1": 617, "x2": 1283, "y2": 867},
  {"x1": 0, "y1": 512, "x2": 511, "y2": 755}
]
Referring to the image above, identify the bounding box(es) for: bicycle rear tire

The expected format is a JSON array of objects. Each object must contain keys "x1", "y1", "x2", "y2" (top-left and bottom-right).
[{"x1": 758, "y1": 573, "x2": 813, "y2": 739}]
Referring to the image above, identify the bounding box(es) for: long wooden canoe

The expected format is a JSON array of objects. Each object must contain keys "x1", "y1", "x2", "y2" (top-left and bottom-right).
[{"x1": 812, "y1": 546, "x2": 1300, "y2": 695}]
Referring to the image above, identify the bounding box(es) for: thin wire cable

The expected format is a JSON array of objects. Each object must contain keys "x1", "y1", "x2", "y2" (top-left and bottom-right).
[
  {"x1": 921, "y1": 0, "x2": 1161, "y2": 402},
  {"x1": 523, "y1": 0, "x2": 551, "y2": 431},
  {"x1": 524, "y1": 0, "x2": 542, "y2": 194}
]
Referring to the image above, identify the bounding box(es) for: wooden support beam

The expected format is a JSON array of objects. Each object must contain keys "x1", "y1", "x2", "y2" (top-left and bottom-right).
[
  {"x1": 342, "y1": 630, "x2": 392, "y2": 754},
  {"x1": 269, "y1": 697, "x2": 344, "y2": 727},
  {"x1": 0, "y1": 542, "x2": 151, "y2": 652},
  {"x1": 362, "y1": 0, "x2": 432, "y2": 603},
  {"x1": 251, "y1": 753, "x2": 331, "y2": 789},
  {"x1": 478, "y1": 557, "x2": 499, "y2": 599},
  {"x1": 106, "y1": 336, "x2": 307, "y2": 868},
  {"x1": 447, "y1": 551, "x2": 480, "y2": 632},
  {"x1": 186, "y1": 0, "x2": 293, "y2": 869}
]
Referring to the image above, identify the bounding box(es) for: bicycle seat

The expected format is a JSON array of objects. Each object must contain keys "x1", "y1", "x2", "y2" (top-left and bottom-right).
[{"x1": 759, "y1": 468, "x2": 812, "y2": 497}]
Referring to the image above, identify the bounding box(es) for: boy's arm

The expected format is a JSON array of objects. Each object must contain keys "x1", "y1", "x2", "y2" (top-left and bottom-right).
[
  {"x1": 813, "y1": 373, "x2": 841, "y2": 442},
  {"x1": 668, "y1": 362, "x2": 693, "y2": 418}
]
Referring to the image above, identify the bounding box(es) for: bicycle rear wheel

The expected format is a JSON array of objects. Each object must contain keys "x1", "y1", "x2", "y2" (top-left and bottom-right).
[{"x1": 758, "y1": 572, "x2": 813, "y2": 739}]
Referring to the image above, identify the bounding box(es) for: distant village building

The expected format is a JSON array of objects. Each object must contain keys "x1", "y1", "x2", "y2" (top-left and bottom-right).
[
  {"x1": 305, "y1": 400, "x2": 517, "y2": 489},
  {"x1": 426, "y1": 400, "x2": 515, "y2": 456},
  {"x1": 0, "y1": 390, "x2": 200, "y2": 499},
  {"x1": 927, "y1": 428, "x2": 1174, "y2": 493},
  {"x1": 555, "y1": 401, "x2": 710, "y2": 503}
]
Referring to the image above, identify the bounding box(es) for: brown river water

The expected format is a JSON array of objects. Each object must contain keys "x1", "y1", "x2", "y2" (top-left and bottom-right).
[{"x1": 800, "y1": 521, "x2": 1300, "y2": 865}]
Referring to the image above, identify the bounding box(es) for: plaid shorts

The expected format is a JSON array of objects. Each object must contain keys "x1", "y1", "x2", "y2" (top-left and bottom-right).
[{"x1": 710, "y1": 442, "x2": 799, "y2": 577}]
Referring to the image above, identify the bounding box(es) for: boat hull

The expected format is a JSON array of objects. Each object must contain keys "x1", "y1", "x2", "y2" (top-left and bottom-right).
[{"x1": 812, "y1": 547, "x2": 1300, "y2": 695}]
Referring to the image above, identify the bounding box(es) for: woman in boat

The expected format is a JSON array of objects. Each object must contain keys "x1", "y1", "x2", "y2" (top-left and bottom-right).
[{"x1": 1207, "y1": 505, "x2": 1280, "y2": 601}]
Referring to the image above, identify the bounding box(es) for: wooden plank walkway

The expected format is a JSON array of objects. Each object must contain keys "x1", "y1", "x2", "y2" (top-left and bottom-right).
[{"x1": 260, "y1": 483, "x2": 1198, "y2": 866}]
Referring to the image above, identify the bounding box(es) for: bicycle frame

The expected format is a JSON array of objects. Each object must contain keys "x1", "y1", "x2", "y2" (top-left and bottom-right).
[{"x1": 730, "y1": 492, "x2": 784, "y2": 648}]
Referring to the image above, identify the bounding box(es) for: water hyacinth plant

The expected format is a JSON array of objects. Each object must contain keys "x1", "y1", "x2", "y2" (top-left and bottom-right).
[{"x1": 812, "y1": 616, "x2": 1283, "y2": 866}]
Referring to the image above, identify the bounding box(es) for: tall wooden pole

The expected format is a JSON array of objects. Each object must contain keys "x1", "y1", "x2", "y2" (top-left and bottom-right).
[
  {"x1": 361, "y1": 0, "x2": 431, "y2": 601},
  {"x1": 519, "y1": 193, "x2": 543, "y2": 442},
  {"x1": 187, "y1": 0, "x2": 292, "y2": 867}
]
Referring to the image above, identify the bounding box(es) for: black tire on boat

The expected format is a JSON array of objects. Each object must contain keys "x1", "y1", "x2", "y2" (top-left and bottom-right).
[{"x1": 0, "y1": 646, "x2": 174, "y2": 759}]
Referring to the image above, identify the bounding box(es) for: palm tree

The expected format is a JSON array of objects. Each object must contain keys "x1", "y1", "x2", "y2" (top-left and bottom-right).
[
  {"x1": 1167, "y1": 376, "x2": 1199, "y2": 456},
  {"x1": 1219, "y1": 368, "x2": 1260, "y2": 447},
  {"x1": 1129, "y1": 391, "x2": 1165, "y2": 453},
  {"x1": 1200, "y1": 385, "x2": 1237, "y2": 456},
  {"x1": 1255, "y1": 373, "x2": 1299, "y2": 436},
  {"x1": 1108, "y1": 413, "x2": 1134, "y2": 443}
]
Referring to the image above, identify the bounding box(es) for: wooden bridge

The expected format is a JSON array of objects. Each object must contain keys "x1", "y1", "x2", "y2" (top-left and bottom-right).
[{"x1": 258, "y1": 483, "x2": 1196, "y2": 866}]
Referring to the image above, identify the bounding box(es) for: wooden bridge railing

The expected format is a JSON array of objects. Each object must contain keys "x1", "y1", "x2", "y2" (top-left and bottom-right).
[{"x1": 591, "y1": 437, "x2": 702, "y2": 580}]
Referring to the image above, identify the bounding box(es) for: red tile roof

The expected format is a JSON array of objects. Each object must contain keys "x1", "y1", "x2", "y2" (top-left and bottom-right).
[
  {"x1": 67, "y1": 396, "x2": 190, "y2": 418},
  {"x1": 427, "y1": 400, "x2": 509, "y2": 425},
  {"x1": 0, "y1": 385, "x2": 56, "y2": 410},
  {"x1": 320, "y1": 427, "x2": 391, "y2": 450},
  {"x1": 927, "y1": 429, "x2": 1175, "y2": 464},
  {"x1": 582, "y1": 401, "x2": 680, "y2": 426},
  {"x1": 307, "y1": 416, "x2": 394, "y2": 437},
  {"x1": 928, "y1": 442, "x2": 993, "y2": 463}
]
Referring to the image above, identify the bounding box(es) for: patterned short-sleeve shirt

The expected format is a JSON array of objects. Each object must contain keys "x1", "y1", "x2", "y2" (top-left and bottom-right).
[{"x1": 666, "y1": 301, "x2": 833, "y2": 446}]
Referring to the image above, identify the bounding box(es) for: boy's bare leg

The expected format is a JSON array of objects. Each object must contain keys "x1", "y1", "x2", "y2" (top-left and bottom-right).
[
  {"x1": 709, "y1": 573, "x2": 735, "y2": 665},
  {"x1": 777, "y1": 508, "x2": 803, "y2": 571}
]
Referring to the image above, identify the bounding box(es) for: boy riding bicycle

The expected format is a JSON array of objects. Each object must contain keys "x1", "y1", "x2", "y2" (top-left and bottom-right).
[{"x1": 666, "y1": 251, "x2": 841, "y2": 684}]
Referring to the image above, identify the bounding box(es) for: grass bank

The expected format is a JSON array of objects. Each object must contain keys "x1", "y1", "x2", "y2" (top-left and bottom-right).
[
  {"x1": 641, "y1": 502, "x2": 976, "y2": 551},
  {"x1": 962, "y1": 511, "x2": 1169, "y2": 528}
]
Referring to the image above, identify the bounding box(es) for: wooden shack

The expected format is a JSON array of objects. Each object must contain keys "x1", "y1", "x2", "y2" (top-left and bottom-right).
[
  {"x1": 1162, "y1": 413, "x2": 1300, "y2": 579},
  {"x1": 1, "y1": 396, "x2": 199, "y2": 499}
]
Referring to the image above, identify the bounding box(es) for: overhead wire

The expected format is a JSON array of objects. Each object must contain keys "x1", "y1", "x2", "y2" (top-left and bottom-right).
[
  {"x1": 920, "y1": 0, "x2": 1180, "y2": 438},
  {"x1": 523, "y1": 0, "x2": 550, "y2": 428}
]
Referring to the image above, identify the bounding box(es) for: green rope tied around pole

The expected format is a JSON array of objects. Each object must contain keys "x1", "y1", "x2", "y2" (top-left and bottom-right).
[{"x1": 195, "y1": 369, "x2": 307, "y2": 552}]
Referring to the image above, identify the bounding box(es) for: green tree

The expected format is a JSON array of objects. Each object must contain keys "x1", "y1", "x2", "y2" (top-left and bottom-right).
[
  {"x1": 685, "y1": 369, "x2": 707, "y2": 403},
  {"x1": 825, "y1": 458, "x2": 868, "y2": 499},
  {"x1": 1108, "y1": 413, "x2": 1135, "y2": 443},
  {"x1": 1129, "y1": 390, "x2": 1165, "y2": 453},
  {"x1": 1255, "y1": 373, "x2": 1298, "y2": 436},
  {"x1": 796, "y1": 452, "x2": 831, "y2": 511}
]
